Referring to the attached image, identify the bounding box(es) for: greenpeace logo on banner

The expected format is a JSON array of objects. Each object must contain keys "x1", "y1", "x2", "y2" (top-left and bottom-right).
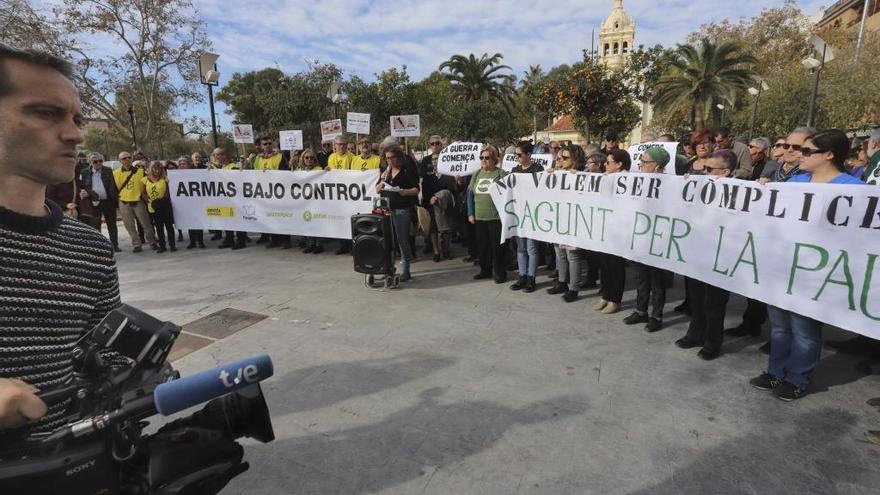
[
  {"x1": 241, "y1": 205, "x2": 257, "y2": 221},
  {"x1": 266, "y1": 211, "x2": 293, "y2": 218},
  {"x1": 206, "y1": 206, "x2": 234, "y2": 217},
  {"x1": 437, "y1": 142, "x2": 482, "y2": 177}
]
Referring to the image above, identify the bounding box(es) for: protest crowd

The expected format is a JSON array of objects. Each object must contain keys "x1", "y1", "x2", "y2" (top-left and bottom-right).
[{"x1": 59, "y1": 123, "x2": 880, "y2": 404}]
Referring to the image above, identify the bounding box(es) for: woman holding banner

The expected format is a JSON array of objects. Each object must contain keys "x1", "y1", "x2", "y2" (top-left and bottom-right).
[
  {"x1": 547, "y1": 145, "x2": 588, "y2": 302},
  {"x1": 298, "y1": 150, "x2": 325, "y2": 254},
  {"x1": 376, "y1": 144, "x2": 419, "y2": 282},
  {"x1": 510, "y1": 141, "x2": 544, "y2": 293},
  {"x1": 593, "y1": 149, "x2": 631, "y2": 315},
  {"x1": 751, "y1": 129, "x2": 866, "y2": 401},
  {"x1": 468, "y1": 145, "x2": 508, "y2": 283}
]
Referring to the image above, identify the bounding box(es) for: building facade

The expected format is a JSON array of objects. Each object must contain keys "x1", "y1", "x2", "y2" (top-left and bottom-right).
[
  {"x1": 816, "y1": 0, "x2": 880, "y2": 33},
  {"x1": 542, "y1": 0, "x2": 651, "y2": 146}
]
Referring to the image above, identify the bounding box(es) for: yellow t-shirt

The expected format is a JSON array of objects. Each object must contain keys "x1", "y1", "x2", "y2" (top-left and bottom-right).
[
  {"x1": 253, "y1": 153, "x2": 283, "y2": 171},
  {"x1": 351, "y1": 154, "x2": 380, "y2": 171},
  {"x1": 114, "y1": 167, "x2": 144, "y2": 202},
  {"x1": 327, "y1": 152, "x2": 354, "y2": 170},
  {"x1": 210, "y1": 162, "x2": 239, "y2": 170},
  {"x1": 140, "y1": 177, "x2": 168, "y2": 213}
]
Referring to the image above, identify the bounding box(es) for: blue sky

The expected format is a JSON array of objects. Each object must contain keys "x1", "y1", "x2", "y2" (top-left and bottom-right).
[
  {"x1": 42, "y1": 0, "x2": 828, "y2": 131},
  {"x1": 193, "y1": 0, "x2": 826, "y2": 130}
]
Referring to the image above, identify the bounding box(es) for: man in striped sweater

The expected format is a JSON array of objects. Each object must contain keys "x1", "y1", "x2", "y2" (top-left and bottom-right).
[{"x1": 0, "y1": 43, "x2": 120, "y2": 436}]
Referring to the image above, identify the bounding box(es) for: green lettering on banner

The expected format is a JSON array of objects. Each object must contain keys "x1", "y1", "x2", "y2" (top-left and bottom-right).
[
  {"x1": 598, "y1": 207, "x2": 613, "y2": 242},
  {"x1": 630, "y1": 211, "x2": 651, "y2": 250},
  {"x1": 729, "y1": 231, "x2": 759, "y2": 284},
  {"x1": 536, "y1": 202, "x2": 553, "y2": 233},
  {"x1": 520, "y1": 201, "x2": 537, "y2": 231},
  {"x1": 504, "y1": 199, "x2": 519, "y2": 231},
  {"x1": 575, "y1": 205, "x2": 594, "y2": 239},
  {"x1": 812, "y1": 250, "x2": 856, "y2": 310},
  {"x1": 787, "y1": 243, "x2": 829, "y2": 295},
  {"x1": 712, "y1": 226, "x2": 729, "y2": 276},
  {"x1": 667, "y1": 218, "x2": 691, "y2": 263},
  {"x1": 861, "y1": 254, "x2": 880, "y2": 321},
  {"x1": 556, "y1": 203, "x2": 572, "y2": 235},
  {"x1": 649, "y1": 215, "x2": 671, "y2": 258}
]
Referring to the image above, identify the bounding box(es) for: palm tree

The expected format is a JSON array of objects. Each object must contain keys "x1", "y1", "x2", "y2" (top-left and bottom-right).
[
  {"x1": 439, "y1": 53, "x2": 517, "y2": 139},
  {"x1": 651, "y1": 39, "x2": 757, "y2": 129}
]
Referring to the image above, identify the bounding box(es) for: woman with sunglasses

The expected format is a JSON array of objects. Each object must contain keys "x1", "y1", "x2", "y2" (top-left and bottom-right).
[
  {"x1": 757, "y1": 127, "x2": 815, "y2": 185},
  {"x1": 468, "y1": 145, "x2": 508, "y2": 283},
  {"x1": 751, "y1": 129, "x2": 866, "y2": 402},
  {"x1": 296, "y1": 149, "x2": 325, "y2": 254},
  {"x1": 509, "y1": 141, "x2": 544, "y2": 292},
  {"x1": 140, "y1": 161, "x2": 176, "y2": 253},
  {"x1": 547, "y1": 145, "x2": 588, "y2": 301},
  {"x1": 593, "y1": 149, "x2": 632, "y2": 315}
]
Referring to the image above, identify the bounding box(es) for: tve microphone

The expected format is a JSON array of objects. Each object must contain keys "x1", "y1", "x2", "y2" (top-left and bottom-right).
[{"x1": 153, "y1": 354, "x2": 274, "y2": 416}]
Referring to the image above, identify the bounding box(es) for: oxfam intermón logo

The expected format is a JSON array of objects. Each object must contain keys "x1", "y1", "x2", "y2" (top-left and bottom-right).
[{"x1": 302, "y1": 210, "x2": 313, "y2": 222}]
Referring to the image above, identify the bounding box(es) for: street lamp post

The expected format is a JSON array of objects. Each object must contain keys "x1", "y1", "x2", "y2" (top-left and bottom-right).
[
  {"x1": 803, "y1": 35, "x2": 834, "y2": 128},
  {"x1": 198, "y1": 52, "x2": 221, "y2": 148},
  {"x1": 747, "y1": 79, "x2": 769, "y2": 142},
  {"x1": 716, "y1": 103, "x2": 725, "y2": 127}
]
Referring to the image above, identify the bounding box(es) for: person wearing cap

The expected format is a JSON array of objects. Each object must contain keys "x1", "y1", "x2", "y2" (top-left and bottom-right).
[
  {"x1": 316, "y1": 140, "x2": 332, "y2": 168},
  {"x1": 622, "y1": 147, "x2": 670, "y2": 332}
]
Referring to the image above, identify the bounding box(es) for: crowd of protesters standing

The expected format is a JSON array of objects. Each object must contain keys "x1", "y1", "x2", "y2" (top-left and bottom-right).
[{"x1": 58, "y1": 124, "x2": 877, "y2": 403}]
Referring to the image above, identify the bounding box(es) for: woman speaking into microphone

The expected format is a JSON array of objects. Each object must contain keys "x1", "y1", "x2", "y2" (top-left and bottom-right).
[{"x1": 375, "y1": 144, "x2": 420, "y2": 282}]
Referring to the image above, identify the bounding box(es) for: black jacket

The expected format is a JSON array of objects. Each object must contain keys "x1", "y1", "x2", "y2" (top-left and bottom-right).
[{"x1": 78, "y1": 166, "x2": 118, "y2": 203}]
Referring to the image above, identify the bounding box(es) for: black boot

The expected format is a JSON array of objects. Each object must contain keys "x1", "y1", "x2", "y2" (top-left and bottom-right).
[
  {"x1": 562, "y1": 290, "x2": 578, "y2": 302},
  {"x1": 524, "y1": 276, "x2": 537, "y2": 293},
  {"x1": 510, "y1": 275, "x2": 527, "y2": 291},
  {"x1": 547, "y1": 282, "x2": 567, "y2": 295}
]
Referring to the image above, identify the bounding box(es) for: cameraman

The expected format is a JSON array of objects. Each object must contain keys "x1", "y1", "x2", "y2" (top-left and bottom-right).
[{"x1": 0, "y1": 44, "x2": 120, "y2": 436}]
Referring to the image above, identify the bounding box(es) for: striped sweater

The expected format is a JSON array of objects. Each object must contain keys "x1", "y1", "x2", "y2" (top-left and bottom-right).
[{"x1": 0, "y1": 200, "x2": 120, "y2": 435}]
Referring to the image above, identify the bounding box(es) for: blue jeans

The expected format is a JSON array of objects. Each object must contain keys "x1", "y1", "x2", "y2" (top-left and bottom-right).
[
  {"x1": 516, "y1": 237, "x2": 539, "y2": 277},
  {"x1": 391, "y1": 208, "x2": 412, "y2": 274},
  {"x1": 767, "y1": 305, "x2": 823, "y2": 390}
]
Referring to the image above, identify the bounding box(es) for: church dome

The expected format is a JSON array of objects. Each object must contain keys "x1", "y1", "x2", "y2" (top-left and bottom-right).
[{"x1": 601, "y1": 0, "x2": 635, "y2": 32}]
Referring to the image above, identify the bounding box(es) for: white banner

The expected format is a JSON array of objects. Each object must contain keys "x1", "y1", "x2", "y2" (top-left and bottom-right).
[
  {"x1": 232, "y1": 124, "x2": 254, "y2": 144},
  {"x1": 169, "y1": 169, "x2": 380, "y2": 239},
  {"x1": 320, "y1": 119, "x2": 343, "y2": 141},
  {"x1": 437, "y1": 142, "x2": 482, "y2": 177},
  {"x1": 346, "y1": 112, "x2": 371, "y2": 135},
  {"x1": 489, "y1": 172, "x2": 880, "y2": 339},
  {"x1": 626, "y1": 141, "x2": 679, "y2": 174},
  {"x1": 279, "y1": 130, "x2": 303, "y2": 151},
  {"x1": 501, "y1": 153, "x2": 555, "y2": 173},
  {"x1": 390, "y1": 114, "x2": 420, "y2": 137}
]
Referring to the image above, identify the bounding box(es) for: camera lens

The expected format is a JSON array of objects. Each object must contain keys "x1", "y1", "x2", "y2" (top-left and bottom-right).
[{"x1": 163, "y1": 383, "x2": 275, "y2": 443}]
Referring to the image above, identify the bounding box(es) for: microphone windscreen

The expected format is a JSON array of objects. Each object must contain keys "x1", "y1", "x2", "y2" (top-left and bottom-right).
[{"x1": 154, "y1": 354, "x2": 273, "y2": 416}]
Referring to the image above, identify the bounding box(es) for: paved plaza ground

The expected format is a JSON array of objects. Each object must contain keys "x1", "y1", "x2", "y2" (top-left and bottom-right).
[{"x1": 115, "y1": 231, "x2": 880, "y2": 494}]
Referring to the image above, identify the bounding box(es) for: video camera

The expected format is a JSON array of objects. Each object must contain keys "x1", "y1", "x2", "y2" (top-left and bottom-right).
[{"x1": 0, "y1": 305, "x2": 275, "y2": 494}]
